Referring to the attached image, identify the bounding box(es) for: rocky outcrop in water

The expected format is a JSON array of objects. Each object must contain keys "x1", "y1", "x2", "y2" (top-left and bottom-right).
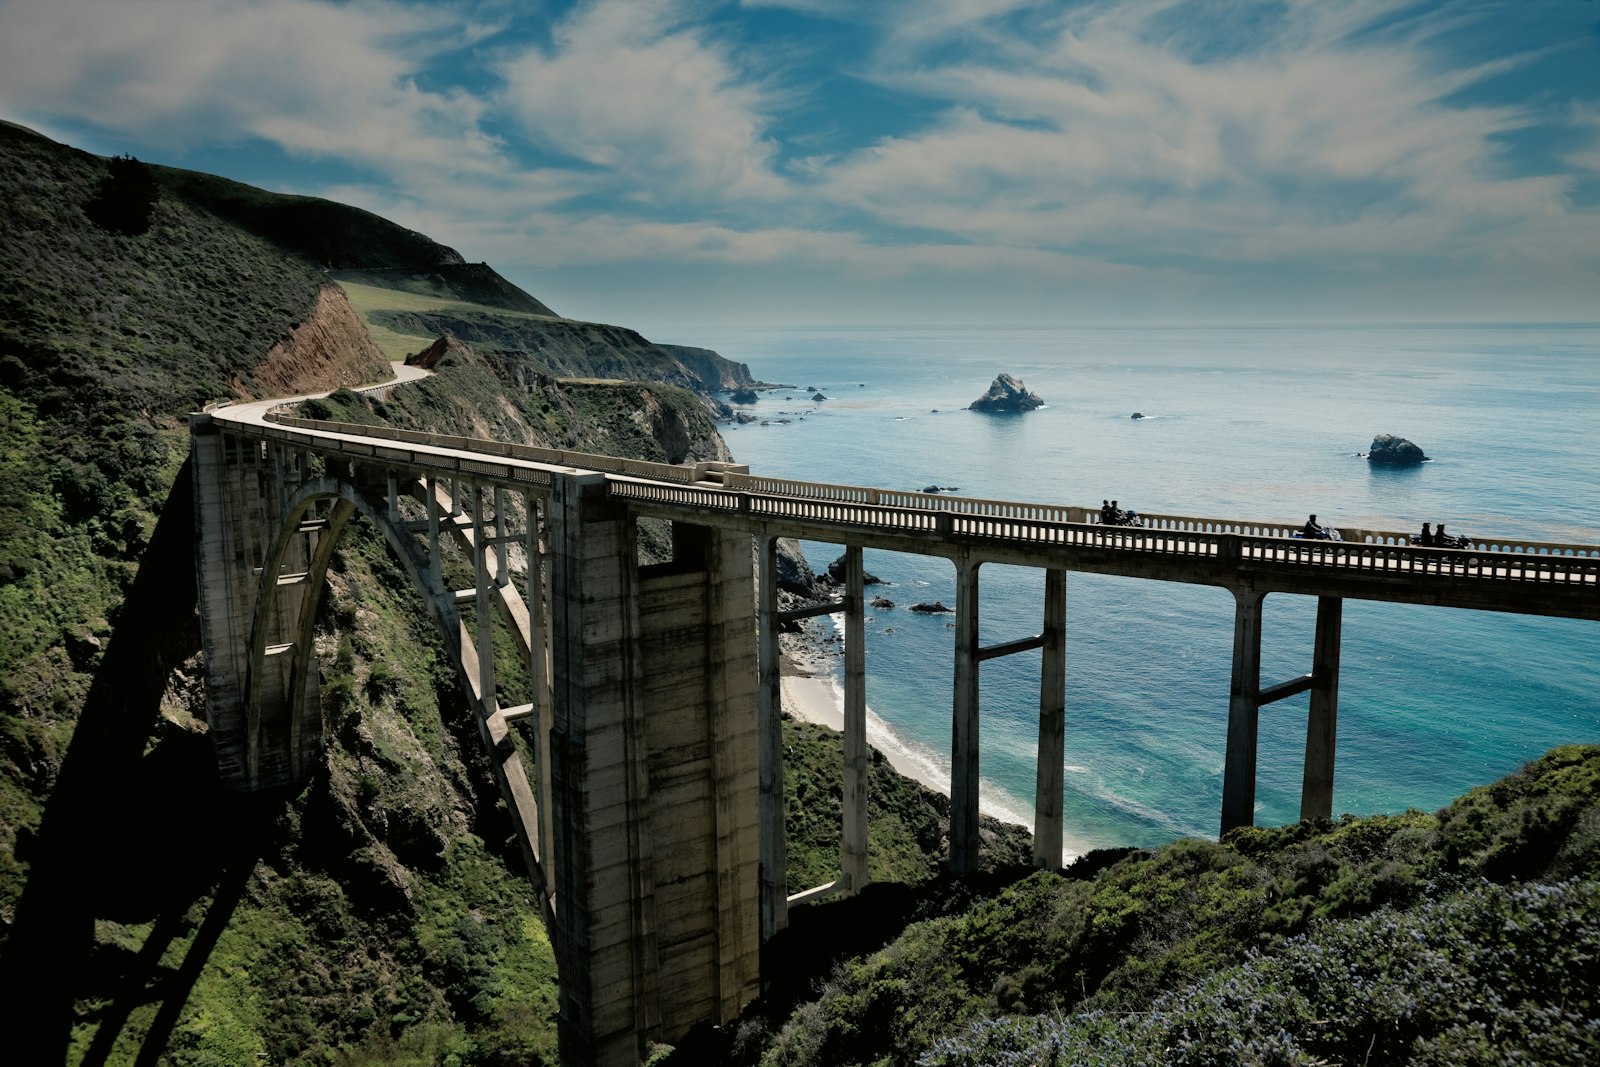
[
  {"x1": 825, "y1": 554, "x2": 884, "y2": 586},
  {"x1": 969, "y1": 373, "x2": 1043, "y2": 413},
  {"x1": 1367, "y1": 433, "x2": 1429, "y2": 466}
]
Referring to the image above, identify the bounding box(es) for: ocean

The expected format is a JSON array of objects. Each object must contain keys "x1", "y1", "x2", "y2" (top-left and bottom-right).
[{"x1": 650, "y1": 324, "x2": 1600, "y2": 856}]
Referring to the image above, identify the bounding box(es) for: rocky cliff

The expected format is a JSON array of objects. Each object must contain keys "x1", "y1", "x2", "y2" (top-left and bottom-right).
[
  {"x1": 375, "y1": 308, "x2": 757, "y2": 396},
  {"x1": 252, "y1": 285, "x2": 391, "y2": 397}
]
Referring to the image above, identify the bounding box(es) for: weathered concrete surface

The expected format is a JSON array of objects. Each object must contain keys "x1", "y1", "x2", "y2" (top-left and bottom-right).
[
  {"x1": 550, "y1": 476, "x2": 760, "y2": 1067},
  {"x1": 191, "y1": 421, "x2": 321, "y2": 790}
]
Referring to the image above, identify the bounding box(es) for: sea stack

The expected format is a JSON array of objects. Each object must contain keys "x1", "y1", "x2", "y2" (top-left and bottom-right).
[
  {"x1": 1367, "y1": 433, "x2": 1429, "y2": 466},
  {"x1": 969, "y1": 373, "x2": 1044, "y2": 413}
]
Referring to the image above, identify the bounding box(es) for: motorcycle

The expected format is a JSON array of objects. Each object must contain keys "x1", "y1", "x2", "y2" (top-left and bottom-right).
[
  {"x1": 1410, "y1": 532, "x2": 1471, "y2": 549},
  {"x1": 1292, "y1": 526, "x2": 1343, "y2": 542}
]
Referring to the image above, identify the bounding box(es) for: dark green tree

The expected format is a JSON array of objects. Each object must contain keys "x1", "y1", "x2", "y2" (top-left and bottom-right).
[{"x1": 85, "y1": 153, "x2": 159, "y2": 235}]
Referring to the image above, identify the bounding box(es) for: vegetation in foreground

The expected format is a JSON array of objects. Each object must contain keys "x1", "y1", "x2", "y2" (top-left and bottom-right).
[{"x1": 686, "y1": 744, "x2": 1599, "y2": 1067}]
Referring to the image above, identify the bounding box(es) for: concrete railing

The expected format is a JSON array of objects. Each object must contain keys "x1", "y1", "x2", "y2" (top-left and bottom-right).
[
  {"x1": 265, "y1": 412, "x2": 703, "y2": 485},
  {"x1": 1131, "y1": 510, "x2": 1599, "y2": 559},
  {"x1": 1236, "y1": 534, "x2": 1600, "y2": 582},
  {"x1": 723, "y1": 472, "x2": 1089, "y2": 525}
]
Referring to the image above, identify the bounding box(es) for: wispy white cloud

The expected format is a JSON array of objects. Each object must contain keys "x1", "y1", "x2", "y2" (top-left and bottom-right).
[
  {"x1": 497, "y1": 0, "x2": 786, "y2": 203},
  {"x1": 0, "y1": 0, "x2": 504, "y2": 173},
  {"x1": 814, "y1": 0, "x2": 1598, "y2": 286}
]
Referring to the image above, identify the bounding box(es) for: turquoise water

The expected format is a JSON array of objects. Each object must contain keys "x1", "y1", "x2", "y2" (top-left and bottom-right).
[{"x1": 653, "y1": 324, "x2": 1600, "y2": 854}]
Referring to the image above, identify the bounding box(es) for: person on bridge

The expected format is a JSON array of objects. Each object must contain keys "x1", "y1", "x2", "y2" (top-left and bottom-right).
[
  {"x1": 1419, "y1": 521, "x2": 1434, "y2": 546},
  {"x1": 1437, "y1": 522, "x2": 1450, "y2": 547},
  {"x1": 1101, "y1": 499, "x2": 1112, "y2": 524},
  {"x1": 1302, "y1": 514, "x2": 1322, "y2": 538}
]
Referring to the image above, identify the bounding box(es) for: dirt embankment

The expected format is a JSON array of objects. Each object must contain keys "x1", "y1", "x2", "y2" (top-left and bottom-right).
[{"x1": 251, "y1": 284, "x2": 392, "y2": 397}]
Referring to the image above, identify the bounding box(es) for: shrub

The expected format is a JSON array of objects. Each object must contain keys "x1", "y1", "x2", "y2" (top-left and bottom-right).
[{"x1": 923, "y1": 878, "x2": 1600, "y2": 1066}]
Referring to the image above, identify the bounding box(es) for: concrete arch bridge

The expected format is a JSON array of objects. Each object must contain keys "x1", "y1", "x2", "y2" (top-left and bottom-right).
[{"x1": 190, "y1": 380, "x2": 1597, "y2": 1066}]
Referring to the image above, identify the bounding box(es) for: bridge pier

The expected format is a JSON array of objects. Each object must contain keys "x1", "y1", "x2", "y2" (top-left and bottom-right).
[
  {"x1": 842, "y1": 546, "x2": 869, "y2": 894},
  {"x1": 1221, "y1": 587, "x2": 1264, "y2": 833},
  {"x1": 757, "y1": 536, "x2": 787, "y2": 939},
  {"x1": 1221, "y1": 590, "x2": 1344, "y2": 834},
  {"x1": 1301, "y1": 596, "x2": 1342, "y2": 822},
  {"x1": 550, "y1": 473, "x2": 760, "y2": 1067},
  {"x1": 953, "y1": 563, "x2": 1070, "y2": 872},
  {"x1": 1033, "y1": 568, "x2": 1067, "y2": 870},
  {"x1": 950, "y1": 555, "x2": 982, "y2": 874}
]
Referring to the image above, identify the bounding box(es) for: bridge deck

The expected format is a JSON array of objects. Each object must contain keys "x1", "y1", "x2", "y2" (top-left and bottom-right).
[{"x1": 201, "y1": 402, "x2": 1599, "y2": 622}]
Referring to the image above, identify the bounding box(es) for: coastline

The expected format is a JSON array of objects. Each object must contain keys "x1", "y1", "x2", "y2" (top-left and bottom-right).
[{"x1": 780, "y1": 638, "x2": 1040, "y2": 836}]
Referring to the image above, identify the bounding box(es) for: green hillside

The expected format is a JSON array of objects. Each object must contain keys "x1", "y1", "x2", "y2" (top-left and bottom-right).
[{"x1": 152, "y1": 164, "x2": 464, "y2": 272}]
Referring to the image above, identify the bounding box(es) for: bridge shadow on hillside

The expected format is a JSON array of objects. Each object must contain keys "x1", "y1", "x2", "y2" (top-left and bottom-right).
[
  {"x1": 665, "y1": 848, "x2": 1134, "y2": 1066},
  {"x1": 0, "y1": 459, "x2": 288, "y2": 1065}
]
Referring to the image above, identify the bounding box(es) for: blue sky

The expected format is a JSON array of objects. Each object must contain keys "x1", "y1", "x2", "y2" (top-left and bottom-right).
[{"x1": 2, "y1": 0, "x2": 1597, "y2": 326}]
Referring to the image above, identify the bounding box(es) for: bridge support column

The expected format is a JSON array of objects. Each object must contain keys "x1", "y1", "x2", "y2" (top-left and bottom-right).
[
  {"x1": 550, "y1": 475, "x2": 759, "y2": 1067},
  {"x1": 757, "y1": 536, "x2": 787, "y2": 940},
  {"x1": 1300, "y1": 596, "x2": 1342, "y2": 822},
  {"x1": 493, "y1": 486, "x2": 510, "y2": 588},
  {"x1": 471, "y1": 482, "x2": 497, "y2": 719},
  {"x1": 527, "y1": 491, "x2": 557, "y2": 906},
  {"x1": 1221, "y1": 587, "x2": 1265, "y2": 834},
  {"x1": 426, "y1": 477, "x2": 442, "y2": 598},
  {"x1": 843, "y1": 546, "x2": 868, "y2": 892},
  {"x1": 950, "y1": 555, "x2": 981, "y2": 874},
  {"x1": 1033, "y1": 568, "x2": 1067, "y2": 869}
]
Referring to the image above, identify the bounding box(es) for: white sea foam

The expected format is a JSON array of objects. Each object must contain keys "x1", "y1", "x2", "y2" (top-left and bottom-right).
[{"x1": 805, "y1": 674, "x2": 1095, "y2": 860}]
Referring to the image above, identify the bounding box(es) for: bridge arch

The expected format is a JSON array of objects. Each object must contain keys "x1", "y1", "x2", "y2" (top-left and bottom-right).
[{"x1": 242, "y1": 476, "x2": 462, "y2": 790}]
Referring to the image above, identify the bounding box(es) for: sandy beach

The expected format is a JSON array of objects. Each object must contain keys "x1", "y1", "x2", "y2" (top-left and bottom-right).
[
  {"x1": 779, "y1": 673, "x2": 957, "y2": 797},
  {"x1": 780, "y1": 644, "x2": 1035, "y2": 830}
]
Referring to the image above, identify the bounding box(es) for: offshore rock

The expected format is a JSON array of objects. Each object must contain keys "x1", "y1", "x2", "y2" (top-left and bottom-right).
[
  {"x1": 968, "y1": 373, "x2": 1044, "y2": 413},
  {"x1": 825, "y1": 554, "x2": 884, "y2": 585},
  {"x1": 910, "y1": 601, "x2": 954, "y2": 614},
  {"x1": 1367, "y1": 433, "x2": 1429, "y2": 466}
]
